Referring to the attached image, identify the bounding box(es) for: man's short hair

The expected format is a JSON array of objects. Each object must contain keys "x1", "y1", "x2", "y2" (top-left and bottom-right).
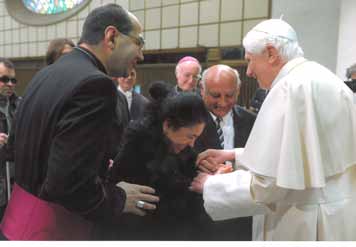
[
  {"x1": 79, "y1": 4, "x2": 133, "y2": 45},
  {"x1": 0, "y1": 57, "x2": 15, "y2": 70}
]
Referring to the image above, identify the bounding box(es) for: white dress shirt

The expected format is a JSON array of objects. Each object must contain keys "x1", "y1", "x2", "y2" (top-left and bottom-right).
[
  {"x1": 118, "y1": 86, "x2": 133, "y2": 110},
  {"x1": 210, "y1": 111, "x2": 234, "y2": 150}
]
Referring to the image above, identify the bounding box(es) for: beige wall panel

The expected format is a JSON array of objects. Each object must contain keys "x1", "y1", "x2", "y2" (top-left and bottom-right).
[
  {"x1": 144, "y1": 30, "x2": 161, "y2": 50},
  {"x1": 130, "y1": 0, "x2": 144, "y2": 10},
  {"x1": 163, "y1": 0, "x2": 179, "y2": 6},
  {"x1": 162, "y1": 5, "x2": 179, "y2": 28},
  {"x1": 145, "y1": 8, "x2": 161, "y2": 30},
  {"x1": 199, "y1": 24, "x2": 218, "y2": 47},
  {"x1": 179, "y1": 26, "x2": 198, "y2": 48},
  {"x1": 199, "y1": 0, "x2": 220, "y2": 24},
  {"x1": 244, "y1": 0, "x2": 269, "y2": 19},
  {"x1": 162, "y1": 28, "x2": 178, "y2": 49},
  {"x1": 180, "y1": 2, "x2": 198, "y2": 26},
  {"x1": 145, "y1": 0, "x2": 161, "y2": 8},
  {"x1": 220, "y1": 21, "x2": 242, "y2": 46},
  {"x1": 221, "y1": 0, "x2": 243, "y2": 21}
]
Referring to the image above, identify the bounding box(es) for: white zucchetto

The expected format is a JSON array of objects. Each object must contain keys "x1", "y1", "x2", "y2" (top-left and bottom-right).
[{"x1": 249, "y1": 19, "x2": 298, "y2": 42}]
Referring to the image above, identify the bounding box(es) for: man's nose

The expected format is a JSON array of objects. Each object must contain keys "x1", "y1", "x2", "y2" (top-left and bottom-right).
[
  {"x1": 246, "y1": 66, "x2": 253, "y2": 78},
  {"x1": 218, "y1": 97, "x2": 229, "y2": 107}
]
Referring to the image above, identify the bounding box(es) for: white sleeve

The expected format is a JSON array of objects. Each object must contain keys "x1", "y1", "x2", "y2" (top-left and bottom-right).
[{"x1": 203, "y1": 169, "x2": 269, "y2": 221}]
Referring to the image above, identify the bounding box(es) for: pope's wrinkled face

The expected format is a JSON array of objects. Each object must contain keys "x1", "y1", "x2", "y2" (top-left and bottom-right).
[
  {"x1": 163, "y1": 121, "x2": 205, "y2": 154},
  {"x1": 245, "y1": 51, "x2": 273, "y2": 89}
]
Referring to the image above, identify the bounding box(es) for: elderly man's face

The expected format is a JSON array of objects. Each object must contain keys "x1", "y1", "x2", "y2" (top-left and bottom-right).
[
  {"x1": 202, "y1": 69, "x2": 238, "y2": 118},
  {"x1": 0, "y1": 63, "x2": 16, "y2": 97},
  {"x1": 245, "y1": 51, "x2": 274, "y2": 89},
  {"x1": 176, "y1": 62, "x2": 201, "y2": 92}
]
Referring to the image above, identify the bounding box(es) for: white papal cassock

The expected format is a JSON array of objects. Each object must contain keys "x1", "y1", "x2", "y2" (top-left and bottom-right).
[{"x1": 203, "y1": 57, "x2": 356, "y2": 240}]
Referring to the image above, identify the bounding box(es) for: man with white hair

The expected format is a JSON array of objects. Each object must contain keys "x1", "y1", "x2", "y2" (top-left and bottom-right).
[
  {"x1": 170, "y1": 56, "x2": 202, "y2": 95},
  {"x1": 194, "y1": 64, "x2": 255, "y2": 240},
  {"x1": 190, "y1": 19, "x2": 356, "y2": 240}
]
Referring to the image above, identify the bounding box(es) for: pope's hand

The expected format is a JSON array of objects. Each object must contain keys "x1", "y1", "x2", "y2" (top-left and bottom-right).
[
  {"x1": 189, "y1": 172, "x2": 211, "y2": 194},
  {"x1": 196, "y1": 149, "x2": 235, "y2": 173},
  {"x1": 117, "y1": 181, "x2": 160, "y2": 216}
]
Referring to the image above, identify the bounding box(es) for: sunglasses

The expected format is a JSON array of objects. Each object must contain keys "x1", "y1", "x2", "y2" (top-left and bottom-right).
[{"x1": 0, "y1": 76, "x2": 17, "y2": 84}]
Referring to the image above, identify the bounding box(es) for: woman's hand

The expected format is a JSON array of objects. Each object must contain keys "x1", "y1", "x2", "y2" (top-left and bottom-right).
[{"x1": 189, "y1": 172, "x2": 211, "y2": 194}]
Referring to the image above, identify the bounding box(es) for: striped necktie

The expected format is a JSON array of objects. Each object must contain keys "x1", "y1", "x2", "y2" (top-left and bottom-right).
[{"x1": 215, "y1": 117, "x2": 224, "y2": 149}]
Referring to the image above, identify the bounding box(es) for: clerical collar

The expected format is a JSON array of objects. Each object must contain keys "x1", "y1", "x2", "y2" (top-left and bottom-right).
[{"x1": 74, "y1": 46, "x2": 107, "y2": 74}]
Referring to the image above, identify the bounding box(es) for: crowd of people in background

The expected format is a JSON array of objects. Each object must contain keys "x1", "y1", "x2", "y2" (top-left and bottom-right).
[{"x1": 0, "y1": 3, "x2": 355, "y2": 241}]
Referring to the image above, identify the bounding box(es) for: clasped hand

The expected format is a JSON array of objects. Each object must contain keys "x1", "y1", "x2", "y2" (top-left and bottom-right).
[{"x1": 190, "y1": 149, "x2": 235, "y2": 193}]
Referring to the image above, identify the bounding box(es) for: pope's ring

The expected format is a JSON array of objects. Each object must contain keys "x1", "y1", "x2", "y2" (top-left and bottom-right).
[{"x1": 136, "y1": 200, "x2": 145, "y2": 209}]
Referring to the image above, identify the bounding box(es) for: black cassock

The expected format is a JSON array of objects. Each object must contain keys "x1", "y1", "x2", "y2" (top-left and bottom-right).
[{"x1": 14, "y1": 47, "x2": 127, "y2": 223}]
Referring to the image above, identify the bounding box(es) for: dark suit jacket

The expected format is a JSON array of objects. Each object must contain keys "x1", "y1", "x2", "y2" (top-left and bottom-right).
[
  {"x1": 194, "y1": 105, "x2": 256, "y2": 241},
  {"x1": 130, "y1": 91, "x2": 149, "y2": 121},
  {"x1": 13, "y1": 47, "x2": 126, "y2": 224}
]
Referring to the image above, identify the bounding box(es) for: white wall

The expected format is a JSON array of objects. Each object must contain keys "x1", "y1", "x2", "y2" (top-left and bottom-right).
[
  {"x1": 271, "y1": 0, "x2": 340, "y2": 72},
  {"x1": 336, "y1": 0, "x2": 356, "y2": 80},
  {"x1": 0, "y1": 0, "x2": 270, "y2": 59}
]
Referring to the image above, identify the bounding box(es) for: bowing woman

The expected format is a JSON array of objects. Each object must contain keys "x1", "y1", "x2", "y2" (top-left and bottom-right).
[{"x1": 108, "y1": 81, "x2": 211, "y2": 240}]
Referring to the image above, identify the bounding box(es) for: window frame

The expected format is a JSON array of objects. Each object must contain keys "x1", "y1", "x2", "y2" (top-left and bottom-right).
[{"x1": 5, "y1": 0, "x2": 91, "y2": 26}]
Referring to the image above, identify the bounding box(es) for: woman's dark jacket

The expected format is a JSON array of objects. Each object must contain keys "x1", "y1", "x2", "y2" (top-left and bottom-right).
[{"x1": 109, "y1": 117, "x2": 211, "y2": 240}]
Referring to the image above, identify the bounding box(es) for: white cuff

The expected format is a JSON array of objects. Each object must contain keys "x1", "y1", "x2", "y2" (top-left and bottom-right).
[{"x1": 203, "y1": 170, "x2": 269, "y2": 221}]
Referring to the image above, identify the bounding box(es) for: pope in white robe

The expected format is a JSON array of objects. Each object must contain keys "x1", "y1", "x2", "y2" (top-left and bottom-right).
[{"x1": 190, "y1": 19, "x2": 356, "y2": 241}]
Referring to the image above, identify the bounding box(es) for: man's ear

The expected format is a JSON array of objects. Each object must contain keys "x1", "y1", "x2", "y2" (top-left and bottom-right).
[
  {"x1": 266, "y1": 45, "x2": 280, "y2": 64},
  {"x1": 104, "y1": 26, "x2": 118, "y2": 50}
]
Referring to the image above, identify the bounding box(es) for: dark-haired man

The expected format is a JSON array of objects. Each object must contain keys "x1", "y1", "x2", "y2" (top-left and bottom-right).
[
  {"x1": 0, "y1": 4, "x2": 158, "y2": 240},
  {"x1": 0, "y1": 58, "x2": 20, "y2": 220}
]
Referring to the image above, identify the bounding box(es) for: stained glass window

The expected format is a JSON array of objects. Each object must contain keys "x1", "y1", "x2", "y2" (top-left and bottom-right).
[{"x1": 22, "y1": 0, "x2": 86, "y2": 15}]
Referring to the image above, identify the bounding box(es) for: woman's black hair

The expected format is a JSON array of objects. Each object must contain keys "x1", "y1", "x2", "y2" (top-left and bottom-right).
[{"x1": 147, "y1": 81, "x2": 209, "y2": 130}]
